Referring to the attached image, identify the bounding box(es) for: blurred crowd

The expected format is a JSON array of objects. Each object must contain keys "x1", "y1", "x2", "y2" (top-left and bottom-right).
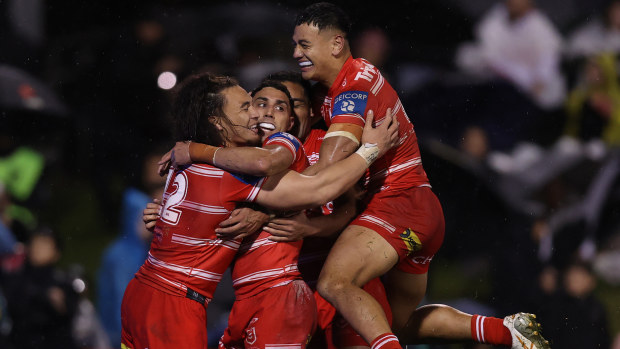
[{"x1": 1, "y1": 0, "x2": 620, "y2": 348}]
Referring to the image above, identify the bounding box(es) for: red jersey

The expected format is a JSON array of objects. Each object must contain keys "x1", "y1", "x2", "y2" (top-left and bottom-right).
[
  {"x1": 303, "y1": 128, "x2": 326, "y2": 166},
  {"x1": 135, "y1": 164, "x2": 265, "y2": 301},
  {"x1": 231, "y1": 132, "x2": 310, "y2": 299},
  {"x1": 321, "y1": 57, "x2": 430, "y2": 193},
  {"x1": 298, "y1": 128, "x2": 334, "y2": 289},
  {"x1": 304, "y1": 128, "x2": 333, "y2": 215}
]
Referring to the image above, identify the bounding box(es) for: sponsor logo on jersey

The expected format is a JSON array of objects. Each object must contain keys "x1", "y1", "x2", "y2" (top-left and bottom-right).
[
  {"x1": 411, "y1": 255, "x2": 433, "y2": 265},
  {"x1": 400, "y1": 228, "x2": 422, "y2": 255},
  {"x1": 341, "y1": 100, "x2": 355, "y2": 112},
  {"x1": 332, "y1": 90, "x2": 368, "y2": 118},
  {"x1": 245, "y1": 327, "x2": 257, "y2": 345},
  {"x1": 355, "y1": 62, "x2": 375, "y2": 82},
  {"x1": 245, "y1": 318, "x2": 258, "y2": 344}
]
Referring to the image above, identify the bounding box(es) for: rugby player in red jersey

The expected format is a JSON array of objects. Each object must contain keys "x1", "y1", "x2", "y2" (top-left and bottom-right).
[
  {"x1": 216, "y1": 80, "x2": 317, "y2": 349},
  {"x1": 290, "y1": 3, "x2": 550, "y2": 349},
  {"x1": 262, "y1": 72, "x2": 394, "y2": 349},
  {"x1": 123, "y1": 72, "x2": 398, "y2": 349}
]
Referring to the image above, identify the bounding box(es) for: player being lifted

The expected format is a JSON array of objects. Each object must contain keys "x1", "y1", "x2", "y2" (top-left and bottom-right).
[{"x1": 290, "y1": 3, "x2": 550, "y2": 349}]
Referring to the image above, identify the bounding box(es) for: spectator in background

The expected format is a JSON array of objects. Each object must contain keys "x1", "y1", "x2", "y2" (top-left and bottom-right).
[
  {"x1": 71, "y1": 265, "x2": 112, "y2": 349},
  {"x1": 351, "y1": 26, "x2": 398, "y2": 95},
  {"x1": 0, "y1": 145, "x2": 45, "y2": 239},
  {"x1": 456, "y1": 0, "x2": 565, "y2": 109},
  {"x1": 0, "y1": 180, "x2": 17, "y2": 348},
  {"x1": 97, "y1": 151, "x2": 165, "y2": 344},
  {"x1": 0, "y1": 181, "x2": 24, "y2": 348},
  {"x1": 1, "y1": 227, "x2": 79, "y2": 349},
  {"x1": 564, "y1": 53, "x2": 620, "y2": 146},
  {"x1": 352, "y1": 27, "x2": 391, "y2": 71},
  {"x1": 0, "y1": 181, "x2": 18, "y2": 256},
  {"x1": 538, "y1": 260, "x2": 611, "y2": 349},
  {"x1": 460, "y1": 125, "x2": 490, "y2": 162},
  {"x1": 566, "y1": 0, "x2": 620, "y2": 59}
]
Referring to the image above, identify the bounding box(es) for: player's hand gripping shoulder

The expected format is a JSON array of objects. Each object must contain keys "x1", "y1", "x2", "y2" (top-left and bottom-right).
[
  {"x1": 264, "y1": 211, "x2": 317, "y2": 242},
  {"x1": 158, "y1": 142, "x2": 191, "y2": 176},
  {"x1": 215, "y1": 206, "x2": 270, "y2": 240},
  {"x1": 357, "y1": 108, "x2": 399, "y2": 162},
  {"x1": 142, "y1": 199, "x2": 162, "y2": 232}
]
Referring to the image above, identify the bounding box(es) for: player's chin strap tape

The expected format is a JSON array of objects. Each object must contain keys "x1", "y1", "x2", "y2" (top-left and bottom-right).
[{"x1": 186, "y1": 287, "x2": 207, "y2": 305}]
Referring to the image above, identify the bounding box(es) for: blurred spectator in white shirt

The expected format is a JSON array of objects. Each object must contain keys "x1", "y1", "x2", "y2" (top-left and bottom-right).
[
  {"x1": 566, "y1": 0, "x2": 620, "y2": 59},
  {"x1": 456, "y1": 0, "x2": 566, "y2": 109}
]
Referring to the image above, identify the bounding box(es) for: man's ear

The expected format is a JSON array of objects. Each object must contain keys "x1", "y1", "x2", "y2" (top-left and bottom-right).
[
  {"x1": 332, "y1": 34, "x2": 345, "y2": 56},
  {"x1": 287, "y1": 115, "x2": 296, "y2": 132},
  {"x1": 209, "y1": 116, "x2": 224, "y2": 131}
]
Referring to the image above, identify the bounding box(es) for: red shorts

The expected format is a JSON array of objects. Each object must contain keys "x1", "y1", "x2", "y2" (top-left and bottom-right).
[
  {"x1": 351, "y1": 186, "x2": 445, "y2": 274},
  {"x1": 121, "y1": 278, "x2": 208, "y2": 349},
  {"x1": 311, "y1": 291, "x2": 337, "y2": 349},
  {"x1": 311, "y1": 278, "x2": 392, "y2": 348},
  {"x1": 219, "y1": 280, "x2": 317, "y2": 348}
]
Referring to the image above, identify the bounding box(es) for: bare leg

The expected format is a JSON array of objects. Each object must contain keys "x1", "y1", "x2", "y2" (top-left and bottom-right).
[
  {"x1": 317, "y1": 225, "x2": 399, "y2": 343},
  {"x1": 386, "y1": 260, "x2": 473, "y2": 344},
  {"x1": 384, "y1": 269, "x2": 428, "y2": 333},
  {"x1": 319, "y1": 226, "x2": 473, "y2": 346},
  {"x1": 396, "y1": 305, "x2": 473, "y2": 344}
]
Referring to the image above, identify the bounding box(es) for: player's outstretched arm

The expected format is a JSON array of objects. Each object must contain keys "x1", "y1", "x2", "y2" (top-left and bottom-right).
[
  {"x1": 256, "y1": 110, "x2": 398, "y2": 211},
  {"x1": 265, "y1": 188, "x2": 357, "y2": 242},
  {"x1": 158, "y1": 142, "x2": 294, "y2": 177}
]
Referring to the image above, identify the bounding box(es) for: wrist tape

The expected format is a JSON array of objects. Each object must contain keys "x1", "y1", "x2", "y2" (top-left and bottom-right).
[
  {"x1": 355, "y1": 143, "x2": 379, "y2": 165},
  {"x1": 189, "y1": 142, "x2": 220, "y2": 165}
]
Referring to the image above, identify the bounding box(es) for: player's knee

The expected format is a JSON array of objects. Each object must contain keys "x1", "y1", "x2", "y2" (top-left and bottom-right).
[{"x1": 316, "y1": 273, "x2": 349, "y2": 301}]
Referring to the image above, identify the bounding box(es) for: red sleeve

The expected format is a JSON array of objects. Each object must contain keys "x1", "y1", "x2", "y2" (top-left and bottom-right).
[
  {"x1": 220, "y1": 171, "x2": 265, "y2": 205},
  {"x1": 263, "y1": 132, "x2": 302, "y2": 162}
]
